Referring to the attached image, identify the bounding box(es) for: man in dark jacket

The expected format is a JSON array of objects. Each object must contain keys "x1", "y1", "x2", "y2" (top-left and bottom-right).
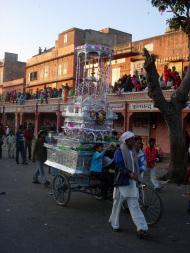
[
  {"x1": 32, "y1": 130, "x2": 50, "y2": 186},
  {"x1": 24, "y1": 127, "x2": 34, "y2": 160},
  {"x1": 16, "y1": 125, "x2": 27, "y2": 164}
]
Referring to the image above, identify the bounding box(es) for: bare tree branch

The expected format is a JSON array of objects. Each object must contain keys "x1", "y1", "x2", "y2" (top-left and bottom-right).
[
  {"x1": 169, "y1": 4, "x2": 186, "y2": 28},
  {"x1": 143, "y1": 48, "x2": 168, "y2": 112}
]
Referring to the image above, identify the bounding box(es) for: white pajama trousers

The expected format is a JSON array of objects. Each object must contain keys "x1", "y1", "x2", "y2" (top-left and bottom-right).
[{"x1": 109, "y1": 189, "x2": 148, "y2": 231}]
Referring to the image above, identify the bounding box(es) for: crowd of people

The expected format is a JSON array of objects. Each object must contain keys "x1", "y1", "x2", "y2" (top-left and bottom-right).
[
  {"x1": 0, "y1": 83, "x2": 73, "y2": 104},
  {"x1": 0, "y1": 65, "x2": 187, "y2": 104},
  {"x1": 0, "y1": 123, "x2": 51, "y2": 186},
  {"x1": 112, "y1": 65, "x2": 186, "y2": 94},
  {"x1": 112, "y1": 69, "x2": 148, "y2": 93},
  {"x1": 0, "y1": 124, "x2": 33, "y2": 162}
]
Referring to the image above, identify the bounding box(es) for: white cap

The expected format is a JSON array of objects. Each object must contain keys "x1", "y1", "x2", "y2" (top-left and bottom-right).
[{"x1": 119, "y1": 131, "x2": 135, "y2": 143}]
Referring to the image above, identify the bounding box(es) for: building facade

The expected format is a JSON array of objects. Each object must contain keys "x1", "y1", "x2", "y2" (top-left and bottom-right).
[
  {"x1": 26, "y1": 27, "x2": 132, "y2": 92},
  {"x1": 0, "y1": 52, "x2": 26, "y2": 95},
  {"x1": 0, "y1": 28, "x2": 190, "y2": 157}
]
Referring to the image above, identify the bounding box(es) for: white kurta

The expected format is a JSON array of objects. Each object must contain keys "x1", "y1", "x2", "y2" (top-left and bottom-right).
[{"x1": 109, "y1": 151, "x2": 148, "y2": 231}]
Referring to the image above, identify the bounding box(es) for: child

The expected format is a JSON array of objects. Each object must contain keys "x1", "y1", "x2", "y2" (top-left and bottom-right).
[
  {"x1": 90, "y1": 143, "x2": 108, "y2": 199},
  {"x1": 6, "y1": 131, "x2": 15, "y2": 159},
  {"x1": 90, "y1": 143, "x2": 105, "y2": 173}
]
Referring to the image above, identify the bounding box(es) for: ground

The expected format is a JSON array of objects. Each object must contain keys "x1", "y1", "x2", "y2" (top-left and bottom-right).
[{"x1": 0, "y1": 154, "x2": 190, "y2": 253}]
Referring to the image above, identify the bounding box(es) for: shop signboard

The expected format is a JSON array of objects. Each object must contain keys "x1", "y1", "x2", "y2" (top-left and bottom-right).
[
  {"x1": 22, "y1": 106, "x2": 35, "y2": 113},
  {"x1": 128, "y1": 102, "x2": 158, "y2": 111},
  {"x1": 109, "y1": 103, "x2": 125, "y2": 111},
  {"x1": 38, "y1": 105, "x2": 58, "y2": 112},
  {"x1": 4, "y1": 106, "x2": 17, "y2": 113}
]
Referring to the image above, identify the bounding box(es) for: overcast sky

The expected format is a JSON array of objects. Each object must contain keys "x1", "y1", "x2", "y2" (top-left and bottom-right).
[{"x1": 0, "y1": 0, "x2": 171, "y2": 62}]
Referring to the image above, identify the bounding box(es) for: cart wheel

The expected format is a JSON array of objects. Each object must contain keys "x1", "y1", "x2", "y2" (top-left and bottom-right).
[
  {"x1": 52, "y1": 174, "x2": 71, "y2": 206},
  {"x1": 139, "y1": 185, "x2": 163, "y2": 226}
]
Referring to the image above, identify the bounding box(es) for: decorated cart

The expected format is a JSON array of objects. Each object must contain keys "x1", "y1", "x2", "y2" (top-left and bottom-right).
[{"x1": 44, "y1": 44, "x2": 162, "y2": 225}]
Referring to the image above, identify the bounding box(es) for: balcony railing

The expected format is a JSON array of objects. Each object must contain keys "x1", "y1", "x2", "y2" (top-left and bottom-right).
[{"x1": 0, "y1": 89, "x2": 183, "y2": 112}]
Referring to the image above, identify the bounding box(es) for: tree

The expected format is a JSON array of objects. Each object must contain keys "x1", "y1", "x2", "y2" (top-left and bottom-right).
[
  {"x1": 152, "y1": 1, "x2": 190, "y2": 55},
  {"x1": 143, "y1": 0, "x2": 190, "y2": 183}
]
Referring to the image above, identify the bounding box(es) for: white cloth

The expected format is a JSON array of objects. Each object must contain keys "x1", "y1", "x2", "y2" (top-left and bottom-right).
[
  {"x1": 103, "y1": 156, "x2": 113, "y2": 168},
  {"x1": 150, "y1": 167, "x2": 160, "y2": 189},
  {"x1": 5, "y1": 128, "x2": 10, "y2": 136},
  {"x1": 109, "y1": 187, "x2": 148, "y2": 231},
  {"x1": 119, "y1": 131, "x2": 135, "y2": 143},
  {"x1": 6, "y1": 135, "x2": 15, "y2": 145}
]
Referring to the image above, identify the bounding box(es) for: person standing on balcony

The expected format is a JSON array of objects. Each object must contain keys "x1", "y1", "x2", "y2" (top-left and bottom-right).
[{"x1": 62, "y1": 83, "x2": 70, "y2": 103}]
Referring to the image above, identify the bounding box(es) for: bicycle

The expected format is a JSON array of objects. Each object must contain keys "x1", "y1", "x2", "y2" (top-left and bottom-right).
[{"x1": 122, "y1": 183, "x2": 163, "y2": 226}]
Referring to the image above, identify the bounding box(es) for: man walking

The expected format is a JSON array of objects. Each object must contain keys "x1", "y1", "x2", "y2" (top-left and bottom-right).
[
  {"x1": 6, "y1": 131, "x2": 15, "y2": 158},
  {"x1": 109, "y1": 131, "x2": 148, "y2": 239},
  {"x1": 24, "y1": 126, "x2": 34, "y2": 160},
  {"x1": 145, "y1": 138, "x2": 160, "y2": 190},
  {"x1": 16, "y1": 125, "x2": 27, "y2": 164},
  {"x1": 32, "y1": 130, "x2": 50, "y2": 186}
]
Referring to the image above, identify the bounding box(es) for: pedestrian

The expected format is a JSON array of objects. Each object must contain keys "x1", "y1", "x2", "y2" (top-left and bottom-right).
[
  {"x1": 32, "y1": 130, "x2": 50, "y2": 186},
  {"x1": 16, "y1": 125, "x2": 27, "y2": 165},
  {"x1": 62, "y1": 83, "x2": 70, "y2": 102},
  {"x1": 5, "y1": 125, "x2": 10, "y2": 136},
  {"x1": 0, "y1": 124, "x2": 5, "y2": 159},
  {"x1": 109, "y1": 131, "x2": 149, "y2": 239},
  {"x1": 145, "y1": 138, "x2": 160, "y2": 190},
  {"x1": 134, "y1": 136, "x2": 147, "y2": 181},
  {"x1": 24, "y1": 127, "x2": 34, "y2": 160},
  {"x1": 90, "y1": 143, "x2": 109, "y2": 199},
  {"x1": 6, "y1": 131, "x2": 15, "y2": 158}
]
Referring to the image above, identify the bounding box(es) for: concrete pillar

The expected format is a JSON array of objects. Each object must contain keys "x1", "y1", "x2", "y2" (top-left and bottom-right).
[
  {"x1": 34, "y1": 112, "x2": 39, "y2": 137},
  {"x1": 15, "y1": 113, "x2": 20, "y2": 132},
  {"x1": 56, "y1": 111, "x2": 61, "y2": 133},
  {"x1": 19, "y1": 113, "x2": 23, "y2": 126},
  {"x1": 126, "y1": 112, "x2": 133, "y2": 131}
]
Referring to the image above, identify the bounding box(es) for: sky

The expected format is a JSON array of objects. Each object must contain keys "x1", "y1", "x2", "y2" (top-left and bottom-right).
[{"x1": 0, "y1": 0, "x2": 172, "y2": 62}]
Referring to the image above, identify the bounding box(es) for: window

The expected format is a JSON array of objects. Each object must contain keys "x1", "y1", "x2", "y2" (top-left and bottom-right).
[
  {"x1": 30, "y1": 72, "x2": 37, "y2": 81},
  {"x1": 40, "y1": 69, "x2": 44, "y2": 80},
  {"x1": 112, "y1": 68, "x2": 120, "y2": 85},
  {"x1": 63, "y1": 62, "x2": 68, "y2": 75},
  {"x1": 44, "y1": 66, "x2": 49, "y2": 79},
  {"x1": 0, "y1": 71, "x2": 3, "y2": 83},
  {"x1": 64, "y1": 34, "x2": 68, "y2": 44},
  {"x1": 58, "y1": 64, "x2": 62, "y2": 76}
]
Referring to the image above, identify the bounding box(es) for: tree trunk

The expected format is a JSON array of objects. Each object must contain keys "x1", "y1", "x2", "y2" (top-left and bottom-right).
[
  {"x1": 164, "y1": 111, "x2": 187, "y2": 183},
  {"x1": 188, "y1": 34, "x2": 190, "y2": 61},
  {"x1": 143, "y1": 48, "x2": 190, "y2": 184}
]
